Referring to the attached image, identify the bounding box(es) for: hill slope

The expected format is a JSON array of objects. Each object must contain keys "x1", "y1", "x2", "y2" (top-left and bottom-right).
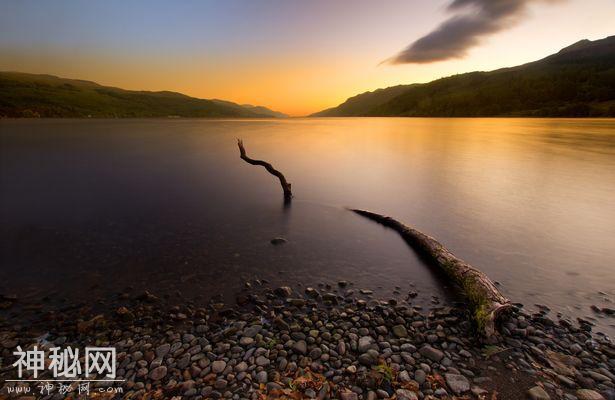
[
  {"x1": 0, "y1": 72, "x2": 287, "y2": 118},
  {"x1": 312, "y1": 36, "x2": 615, "y2": 117}
]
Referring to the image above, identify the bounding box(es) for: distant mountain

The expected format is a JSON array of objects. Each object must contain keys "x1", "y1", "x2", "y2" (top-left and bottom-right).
[
  {"x1": 0, "y1": 72, "x2": 287, "y2": 118},
  {"x1": 312, "y1": 36, "x2": 615, "y2": 117},
  {"x1": 313, "y1": 85, "x2": 416, "y2": 117},
  {"x1": 240, "y1": 104, "x2": 288, "y2": 119}
]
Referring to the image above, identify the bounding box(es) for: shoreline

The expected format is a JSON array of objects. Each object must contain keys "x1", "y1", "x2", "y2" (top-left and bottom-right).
[{"x1": 1, "y1": 280, "x2": 613, "y2": 399}]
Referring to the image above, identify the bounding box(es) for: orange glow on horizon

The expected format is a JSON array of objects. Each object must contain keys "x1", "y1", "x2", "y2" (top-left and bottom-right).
[{"x1": 1, "y1": 1, "x2": 614, "y2": 116}]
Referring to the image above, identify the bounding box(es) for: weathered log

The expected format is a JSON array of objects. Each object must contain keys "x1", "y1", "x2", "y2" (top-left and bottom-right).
[
  {"x1": 351, "y1": 209, "x2": 511, "y2": 338},
  {"x1": 237, "y1": 139, "x2": 292, "y2": 201}
]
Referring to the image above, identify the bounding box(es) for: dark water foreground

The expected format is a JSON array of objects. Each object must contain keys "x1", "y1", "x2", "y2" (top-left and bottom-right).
[
  {"x1": 0, "y1": 118, "x2": 614, "y2": 337},
  {"x1": 1, "y1": 118, "x2": 615, "y2": 399}
]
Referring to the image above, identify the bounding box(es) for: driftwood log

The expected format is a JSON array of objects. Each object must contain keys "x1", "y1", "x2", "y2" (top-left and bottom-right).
[
  {"x1": 237, "y1": 139, "x2": 292, "y2": 202},
  {"x1": 351, "y1": 209, "x2": 511, "y2": 338}
]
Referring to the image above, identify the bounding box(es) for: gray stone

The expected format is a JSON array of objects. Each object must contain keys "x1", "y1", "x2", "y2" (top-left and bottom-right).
[
  {"x1": 256, "y1": 371, "x2": 268, "y2": 384},
  {"x1": 358, "y1": 336, "x2": 375, "y2": 352},
  {"x1": 338, "y1": 341, "x2": 346, "y2": 356},
  {"x1": 293, "y1": 340, "x2": 307, "y2": 355},
  {"x1": 558, "y1": 374, "x2": 576, "y2": 388},
  {"x1": 398, "y1": 370, "x2": 411, "y2": 383},
  {"x1": 392, "y1": 325, "x2": 408, "y2": 338},
  {"x1": 459, "y1": 349, "x2": 472, "y2": 358},
  {"x1": 472, "y1": 386, "x2": 488, "y2": 396},
  {"x1": 395, "y1": 389, "x2": 418, "y2": 400},
  {"x1": 359, "y1": 352, "x2": 378, "y2": 366},
  {"x1": 243, "y1": 325, "x2": 262, "y2": 338},
  {"x1": 309, "y1": 348, "x2": 322, "y2": 359},
  {"x1": 445, "y1": 373, "x2": 470, "y2": 395},
  {"x1": 235, "y1": 361, "x2": 248, "y2": 372},
  {"x1": 255, "y1": 355, "x2": 270, "y2": 366},
  {"x1": 155, "y1": 343, "x2": 170, "y2": 358},
  {"x1": 419, "y1": 345, "x2": 444, "y2": 362},
  {"x1": 176, "y1": 354, "x2": 191, "y2": 369},
  {"x1": 214, "y1": 379, "x2": 228, "y2": 390},
  {"x1": 414, "y1": 369, "x2": 426, "y2": 384},
  {"x1": 576, "y1": 389, "x2": 606, "y2": 400},
  {"x1": 340, "y1": 392, "x2": 358, "y2": 400},
  {"x1": 211, "y1": 360, "x2": 227, "y2": 374},
  {"x1": 149, "y1": 366, "x2": 167, "y2": 381}
]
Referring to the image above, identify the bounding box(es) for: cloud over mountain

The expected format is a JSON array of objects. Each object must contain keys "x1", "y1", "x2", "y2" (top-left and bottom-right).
[{"x1": 388, "y1": 0, "x2": 561, "y2": 64}]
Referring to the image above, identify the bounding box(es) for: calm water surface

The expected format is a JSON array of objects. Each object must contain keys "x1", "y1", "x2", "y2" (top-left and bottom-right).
[{"x1": 1, "y1": 118, "x2": 614, "y2": 335}]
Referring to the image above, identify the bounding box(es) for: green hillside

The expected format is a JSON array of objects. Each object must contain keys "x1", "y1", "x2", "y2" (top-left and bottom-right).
[
  {"x1": 312, "y1": 36, "x2": 615, "y2": 117},
  {"x1": 0, "y1": 72, "x2": 287, "y2": 118}
]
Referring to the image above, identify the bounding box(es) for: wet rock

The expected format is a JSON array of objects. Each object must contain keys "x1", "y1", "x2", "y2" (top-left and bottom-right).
[
  {"x1": 116, "y1": 306, "x2": 134, "y2": 321},
  {"x1": 136, "y1": 290, "x2": 159, "y2": 302},
  {"x1": 289, "y1": 298, "x2": 306, "y2": 307},
  {"x1": 274, "y1": 286, "x2": 292, "y2": 297},
  {"x1": 77, "y1": 314, "x2": 105, "y2": 333}
]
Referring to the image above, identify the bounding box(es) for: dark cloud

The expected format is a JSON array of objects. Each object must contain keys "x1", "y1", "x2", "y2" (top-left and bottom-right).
[{"x1": 388, "y1": 0, "x2": 559, "y2": 64}]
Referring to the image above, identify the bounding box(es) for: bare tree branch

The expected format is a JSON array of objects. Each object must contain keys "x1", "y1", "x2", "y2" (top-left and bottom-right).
[{"x1": 237, "y1": 139, "x2": 292, "y2": 201}]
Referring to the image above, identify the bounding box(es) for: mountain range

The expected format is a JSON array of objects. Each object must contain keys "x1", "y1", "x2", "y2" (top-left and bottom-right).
[
  {"x1": 0, "y1": 72, "x2": 287, "y2": 118},
  {"x1": 2, "y1": 36, "x2": 615, "y2": 119},
  {"x1": 312, "y1": 36, "x2": 615, "y2": 117}
]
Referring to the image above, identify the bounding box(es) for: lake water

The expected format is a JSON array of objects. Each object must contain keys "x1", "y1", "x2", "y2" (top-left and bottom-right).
[{"x1": 1, "y1": 118, "x2": 614, "y2": 335}]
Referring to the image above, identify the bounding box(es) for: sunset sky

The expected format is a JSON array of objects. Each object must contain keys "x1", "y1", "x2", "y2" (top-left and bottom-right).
[{"x1": 1, "y1": 0, "x2": 614, "y2": 116}]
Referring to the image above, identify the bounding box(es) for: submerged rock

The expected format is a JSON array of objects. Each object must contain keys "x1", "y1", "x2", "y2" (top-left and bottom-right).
[
  {"x1": 274, "y1": 286, "x2": 292, "y2": 297},
  {"x1": 270, "y1": 237, "x2": 287, "y2": 245}
]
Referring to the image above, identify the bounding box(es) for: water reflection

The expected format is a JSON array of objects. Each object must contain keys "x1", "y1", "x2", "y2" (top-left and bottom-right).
[{"x1": 1, "y1": 118, "x2": 614, "y2": 334}]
